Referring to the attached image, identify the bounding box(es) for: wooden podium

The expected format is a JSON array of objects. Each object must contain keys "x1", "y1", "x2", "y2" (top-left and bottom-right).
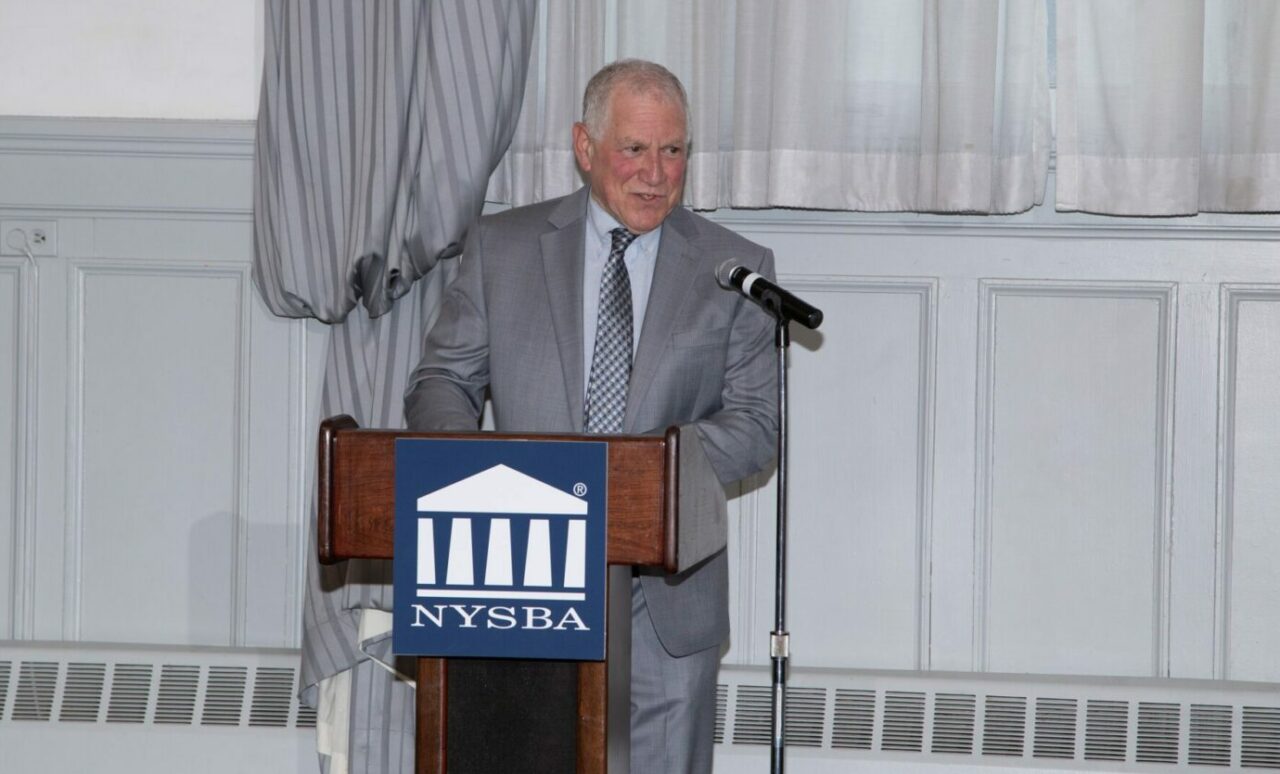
[{"x1": 316, "y1": 415, "x2": 693, "y2": 774}]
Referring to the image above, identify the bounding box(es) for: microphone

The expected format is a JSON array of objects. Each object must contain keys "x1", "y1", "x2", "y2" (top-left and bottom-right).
[{"x1": 717, "y1": 260, "x2": 823, "y2": 329}]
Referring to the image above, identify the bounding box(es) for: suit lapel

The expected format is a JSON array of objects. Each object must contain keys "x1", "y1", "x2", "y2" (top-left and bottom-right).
[
  {"x1": 625, "y1": 209, "x2": 699, "y2": 432},
  {"x1": 542, "y1": 189, "x2": 590, "y2": 432}
]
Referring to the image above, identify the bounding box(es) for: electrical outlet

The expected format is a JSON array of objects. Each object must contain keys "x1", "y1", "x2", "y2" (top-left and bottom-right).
[{"x1": 1, "y1": 220, "x2": 58, "y2": 257}]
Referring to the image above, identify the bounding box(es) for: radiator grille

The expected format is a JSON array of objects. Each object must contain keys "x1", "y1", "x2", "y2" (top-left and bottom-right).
[
  {"x1": 713, "y1": 683, "x2": 727, "y2": 743},
  {"x1": 1243, "y1": 706, "x2": 1280, "y2": 769},
  {"x1": 1033, "y1": 696, "x2": 1077, "y2": 759},
  {"x1": 0, "y1": 661, "x2": 9, "y2": 719},
  {"x1": 106, "y1": 663, "x2": 152, "y2": 723},
  {"x1": 882, "y1": 690, "x2": 925, "y2": 752},
  {"x1": 1136, "y1": 701, "x2": 1180, "y2": 764},
  {"x1": 4, "y1": 644, "x2": 1279, "y2": 772},
  {"x1": 0, "y1": 645, "x2": 313, "y2": 730},
  {"x1": 1085, "y1": 698, "x2": 1129, "y2": 761},
  {"x1": 1190, "y1": 703, "x2": 1234, "y2": 767},
  {"x1": 155, "y1": 664, "x2": 200, "y2": 725},
  {"x1": 295, "y1": 701, "x2": 317, "y2": 728},
  {"x1": 784, "y1": 687, "x2": 826, "y2": 748},
  {"x1": 830, "y1": 688, "x2": 874, "y2": 750},
  {"x1": 202, "y1": 666, "x2": 247, "y2": 726},
  {"x1": 931, "y1": 692, "x2": 976, "y2": 754},
  {"x1": 714, "y1": 665, "x2": 1280, "y2": 771},
  {"x1": 248, "y1": 666, "x2": 295, "y2": 728},
  {"x1": 731, "y1": 684, "x2": 772, "y2": 745},
  {"x1": 981, "y1": 694, "x2": 1026, "y2": 756},
  {"x1": 59, "y1": 662, "x2": 106, "y2": 722},
  {"x1": 12, "y1": 661, "x2": 57, "y2": 720}
]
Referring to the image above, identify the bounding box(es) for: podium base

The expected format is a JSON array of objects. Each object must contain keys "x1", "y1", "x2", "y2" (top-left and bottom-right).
[{"x1": 445, "y1": 659, "x2": 578, "y2": 773}]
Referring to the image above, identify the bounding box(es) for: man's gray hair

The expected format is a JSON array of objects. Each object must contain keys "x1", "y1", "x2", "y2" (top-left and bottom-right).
[{"x1": 581, "y1": 59, "x2": 689, "y2": 140}]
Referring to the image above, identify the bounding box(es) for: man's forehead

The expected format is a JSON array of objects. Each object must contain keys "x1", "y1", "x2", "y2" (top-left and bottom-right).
[
  {"x1": 612, "y1": 129, "x2": 688, "y2": 145},
  {"x1": 606, "y1": 87, "x2": 686, "y2": 119}
]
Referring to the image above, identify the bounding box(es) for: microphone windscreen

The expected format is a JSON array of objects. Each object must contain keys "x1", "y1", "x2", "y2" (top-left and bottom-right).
[{"x1": 715, "y1": 259, "x2": 739, "y2": 289}]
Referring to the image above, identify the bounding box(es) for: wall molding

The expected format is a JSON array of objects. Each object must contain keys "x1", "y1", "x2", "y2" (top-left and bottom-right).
[
  {"x1": 973, "y1": 280, "x2": 1177, "y2": 675},
  {"x1": 0, "y1": 117, "x2": 255, "y2": 160},
  {"x1": 64, "y1": 260, "x2": 253, "y2": 643},
  {"x1": 1, "y1": 259, "x2": 38, "y2": 638},
  {"x1": 0, "y1": 117, "x2": 254, "y2": 219},
  {"x1": 784, "y1": 276, "x2": 938, "y2": 669},
  {"x1": 1215, "y1": 285, "x2": 1280, "y2": 680}
]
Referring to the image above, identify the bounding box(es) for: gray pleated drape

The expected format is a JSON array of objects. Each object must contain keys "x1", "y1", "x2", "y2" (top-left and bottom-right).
[{"x1": 251, "y1": 2, "x2": 535, "y2": 771}]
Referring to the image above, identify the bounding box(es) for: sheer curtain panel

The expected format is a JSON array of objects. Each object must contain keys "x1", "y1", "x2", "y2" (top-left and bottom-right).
[
  {"x1": 492, "y1": 0, "x2": 1050, "y2": 214},
  {"x1": 1056, "y1": 0, "x2": 1280, "y2": 214}
]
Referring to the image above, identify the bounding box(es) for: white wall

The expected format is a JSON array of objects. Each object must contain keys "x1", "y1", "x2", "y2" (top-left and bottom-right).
[
  {"x1": 5, "y1": 112, "x2": 1280, "y2": 684},
  {"x1": 0, "y1": 117, "x2": 326, "y2": 648},
  {"x1": 715, "y1": 208, "x2": 1280, "y2": 686},
  {"x1": 4, "y1": 116, "x2": 1280, "y2": 774},
  {"x1": 0, "y1": 0, "x2": 261, "y2": 120}
]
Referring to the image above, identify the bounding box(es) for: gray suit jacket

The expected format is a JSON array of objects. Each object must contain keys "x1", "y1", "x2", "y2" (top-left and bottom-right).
[{"x1": 404, "y1": 186, "x2": 778, "y2": 656}]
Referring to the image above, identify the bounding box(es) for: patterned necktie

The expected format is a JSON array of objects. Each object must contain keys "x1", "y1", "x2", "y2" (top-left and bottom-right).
[{"x1": 584, "y1": 227, "x2": 638, "y2": 433}]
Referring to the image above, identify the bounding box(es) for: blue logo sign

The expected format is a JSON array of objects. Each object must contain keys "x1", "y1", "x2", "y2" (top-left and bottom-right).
[{"x1": 392, "y1": 438, "x2": 608, "y2": 661}]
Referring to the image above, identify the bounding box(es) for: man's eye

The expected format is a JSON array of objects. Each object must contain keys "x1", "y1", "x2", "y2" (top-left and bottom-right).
[{"x1": 663, "y1": 145, "x2": 685, "y2": 157}]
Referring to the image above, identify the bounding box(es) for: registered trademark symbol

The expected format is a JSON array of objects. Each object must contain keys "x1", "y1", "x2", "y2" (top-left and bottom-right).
[{"x1": 573, "y1": 482, "x2": 587, "y2": 497}]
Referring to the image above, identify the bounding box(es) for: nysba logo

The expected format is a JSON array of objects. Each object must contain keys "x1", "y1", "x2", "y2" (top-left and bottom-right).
[{"x1": 392, "y1": 439, "x2": 607, "y2": 661}]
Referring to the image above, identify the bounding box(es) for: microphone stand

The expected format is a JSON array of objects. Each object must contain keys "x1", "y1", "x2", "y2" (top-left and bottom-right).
[
  {"x1": 768, "y1": 305, "x2": 791, "y2": 774},
  {"x1": 757, "y1": 291, "x2": 793, "y2": 774},
  {"x1": 729, "y1": 273, "x2": 820, "y2": 774}
]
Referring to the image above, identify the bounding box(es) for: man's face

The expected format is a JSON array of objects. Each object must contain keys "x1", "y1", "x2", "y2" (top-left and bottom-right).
[{"x1": 573, "y1": 88, "x2": 688, "y2": 234}]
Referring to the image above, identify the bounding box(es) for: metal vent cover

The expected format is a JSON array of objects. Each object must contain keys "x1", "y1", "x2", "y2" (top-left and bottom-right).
[
  {"x1": 4, "y1": 643, "x2": 1278, "y2": 771},
  {"x1": 830, "y1": 688, "x2": 874, "y2": 750},
  {"x1": 1191, "y1": 703, "x2": 1234, "y2": 766},
  {"x1": 1085, "y1": 698, "x2": 1129, "y2": 761},
  {"x1": 0, "y1": 642, "x2": 313, "y2": 730},
  {"x1": 59, "y1": 662, "x2": 106, "y2": 722},
  {"x1": 1034, "y1": 696, "x2": 1077, "y2": 759},
  {"x1": 13, "y1": 661, "x2": 57, "y2": 721},
  {"x1": 1243, "y1": 707, "x2": 1280, "y2": 769},
  {"x1": 932, "y1": 692, "x2": 976, "y2": 754},
  {"x1": 981, "y1": 694, "x2": 1026, "y2": 756},
  {"x1": 716, "y1": 664, "x2": 1280, "y2": 770},
  {"x1": 1136, "y1": 701, "x2": 1180, "y2": 764},
  {"x1": 106, "y1": 663, "x2": 152, "y2": 723},
  {"x1": 881, "y1": 690, "x2": 925, "y2": 752}
]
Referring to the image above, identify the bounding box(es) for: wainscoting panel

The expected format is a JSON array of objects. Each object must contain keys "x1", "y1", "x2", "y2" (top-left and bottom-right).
[
  {"x1": 72, "y1": 264, "x2": 246, "y2": 645},
  {"x1": 779, "y1": 279, "x2": 936, "y2": 671},
  {"x1": 717, "y1": 217, "x2": 1280, "y2": 686},
  {"x1": 1220, "y1": 288, "x2": 1280, "y2": 684},
  {"x1": 977, "y1": 283, "x2": 1174, "y2": 678},
  {"x1": 2, "y1": 118, "x2": 319, "y2": 651}
]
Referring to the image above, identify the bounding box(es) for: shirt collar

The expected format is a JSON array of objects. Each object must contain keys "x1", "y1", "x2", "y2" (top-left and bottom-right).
[{"x1": 586, "y1": 196, "x2": 662, "y2": 254}]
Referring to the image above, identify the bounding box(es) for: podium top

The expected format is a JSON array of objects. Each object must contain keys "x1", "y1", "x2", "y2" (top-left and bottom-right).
[{"x1": 318, "y1": 416, "x2": 680, "y2": 572}]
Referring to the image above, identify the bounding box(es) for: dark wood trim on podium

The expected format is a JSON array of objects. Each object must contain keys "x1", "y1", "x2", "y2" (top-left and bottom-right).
[{"x1": 317, "y1": 415, "x2": 681, "y2": 774}]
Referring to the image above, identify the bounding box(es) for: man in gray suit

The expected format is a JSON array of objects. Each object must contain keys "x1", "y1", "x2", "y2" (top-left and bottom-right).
[{"x1": 405, "y1": 59, "x2": 777, "y2": 773}]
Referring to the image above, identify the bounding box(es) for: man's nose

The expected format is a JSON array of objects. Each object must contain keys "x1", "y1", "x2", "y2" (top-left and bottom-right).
[{"x1": 639, "y1": 150, "x2": 665, "y2": 185}]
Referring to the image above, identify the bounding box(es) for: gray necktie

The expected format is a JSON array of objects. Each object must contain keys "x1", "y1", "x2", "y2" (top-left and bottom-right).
[{"x1": 584, "y1": 227, "x2": 638, "y2": 433}]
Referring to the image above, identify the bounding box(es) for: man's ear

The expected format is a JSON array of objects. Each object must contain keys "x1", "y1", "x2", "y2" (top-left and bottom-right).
[{"x1": 572, "y1": 122, "x2": 593, "y2": 173}]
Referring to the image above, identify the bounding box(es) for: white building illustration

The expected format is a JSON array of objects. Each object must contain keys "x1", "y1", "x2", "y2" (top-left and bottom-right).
[{"x1": 415, "y1": 464, "x2": 592, "y2": 601}]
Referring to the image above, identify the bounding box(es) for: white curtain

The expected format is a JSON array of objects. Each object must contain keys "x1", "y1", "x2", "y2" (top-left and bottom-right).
[
  {"x1": 490, "y1": 0, "x2": 1051, "y2": 214},
  {"x1": 486, "y1": 2, "x2": 602, "y2": 205},
  {"x1": 1056, "y1": 0, "x2": 1280, "y2": 214}
]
